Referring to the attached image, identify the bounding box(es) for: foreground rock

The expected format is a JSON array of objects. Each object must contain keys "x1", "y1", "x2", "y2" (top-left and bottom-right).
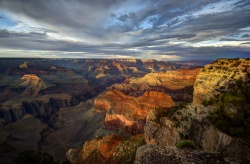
[
  {"x1": 135, "y1": 144, "x2": 230, "y2": 164},
  {"x1": 67, "y1": 134, "x2": 145, "y2": 164}
]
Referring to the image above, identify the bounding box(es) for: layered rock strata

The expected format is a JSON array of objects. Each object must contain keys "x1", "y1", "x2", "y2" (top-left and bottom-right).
[
  {"x1": 94, "y1": 90, "x2": 175, "y2": 134},
  {"x1": 110, "y1": 68, "x2": 200, "y2": 101},
  {"x1": 193, "y1": 58, "x2": 250, "y2": 104}
]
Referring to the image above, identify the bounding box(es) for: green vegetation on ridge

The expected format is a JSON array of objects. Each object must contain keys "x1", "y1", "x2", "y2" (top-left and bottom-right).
[{"x1": 203, "y1": 79, "x2": 250, "y2": 139}]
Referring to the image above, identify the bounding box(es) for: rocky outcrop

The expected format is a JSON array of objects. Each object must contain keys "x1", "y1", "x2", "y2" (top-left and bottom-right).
[
  {"x1": 189, "y1": 114, "x2": 250, "y2": 161},
  {"x1": 189, "y1": 115, "x2": 233, "y2": 152},
  {"x1": 94, "y1": 90, "x2": 175, "y2": 134},
  {"x1": 144, "y1": 113, "x2": 180, "y2": 147},
  {"x1": 143, "y1": 104, "x2": 250, "y2": 162},
  {"x1": 193, "y1": 59, "x2": 250, "y2": 104},
  {"x1": 18, "y1": 74, "x2": 51, "y2": 95},
  {"x1": 144, "y1": 103, "x2": 195, "y2": 147},
  {"x1": 19, "y1": 61, "x2": 28, "y2": 69}
]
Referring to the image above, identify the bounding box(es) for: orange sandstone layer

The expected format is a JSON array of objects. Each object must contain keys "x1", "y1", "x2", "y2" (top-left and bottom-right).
[{"x1": 94, "y1": 90, "x2": 175, "y2": 134}]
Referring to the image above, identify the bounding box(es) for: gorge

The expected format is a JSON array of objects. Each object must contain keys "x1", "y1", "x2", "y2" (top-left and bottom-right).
[{"x1": 0, "y1": 58, "x2": 249, "y2": 163}]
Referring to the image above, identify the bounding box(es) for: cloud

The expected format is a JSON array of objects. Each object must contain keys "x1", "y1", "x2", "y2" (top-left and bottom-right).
[
  {"x1": 0, "y1": 0, "x2": 249, "y2": 60},
  {"x1": 0, "y1": 29, "x2": 144, "y2": 58},
  {"x1": 117, "y1": 12, "x2": 136, "y2": 22},
  {"x1": 242, "y1": 34, "x2": 250, "y2": 38}
]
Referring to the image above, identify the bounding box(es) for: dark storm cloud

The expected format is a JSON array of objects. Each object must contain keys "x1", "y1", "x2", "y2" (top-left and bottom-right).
[
  {"x1": 154, "y1": 6, "x2": 250, "y2": 44},
  {"x1": 241, "y1": 42, "x2": 250, "y2": 45},
  {"x1": 117, "y1": 12, "x2": 136, "y2": 22},
  {"x1": 0, "y1": 0, "x2": 127, "y2": 37},
  {"x1": 9, "y1": 0, "x2": 212, "y2": 35},
  {"x1": 111, "y1": 0, "x2": 220, "y2": 30},
  {"x1": 181, "y1": 10, "x2": 250, "y2": 33},
  {"x1": 234, "y1": 0, "x2": 250, "y2": 8},
  {"x1": 242, "y1": 34, "x2": 250, "y2": 38}
]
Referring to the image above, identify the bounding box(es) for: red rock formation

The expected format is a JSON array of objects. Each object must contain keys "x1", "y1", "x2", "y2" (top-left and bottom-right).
[{"x1": 94, "y1": 90, "x2": 175, "y2": 134}]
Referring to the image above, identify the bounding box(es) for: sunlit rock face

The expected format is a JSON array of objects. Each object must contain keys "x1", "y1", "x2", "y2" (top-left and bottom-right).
[
  {"x1": 94, "y1": 90, "x2": 175, "y2": 134},
  {"x1": 110, "y1": 68, "x2": 200, "y2": 102},
  {"x1": 131, "y1": 68, "x2": 200, "y2": 89},
  {"x1": 18, "y1": 74, "x2": 49, "y2": 95},
  {"x1": 193, "y1": 59, "x2": 250, "y2": 104}
]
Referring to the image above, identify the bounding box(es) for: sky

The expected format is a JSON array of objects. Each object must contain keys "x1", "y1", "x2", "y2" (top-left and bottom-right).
[{"x1": 0, "y1": 0, "x2": 250, "y2": 60}]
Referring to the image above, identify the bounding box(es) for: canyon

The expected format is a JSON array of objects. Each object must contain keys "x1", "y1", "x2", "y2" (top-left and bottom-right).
[
  {"x1": 1, "y1": 58, "x2": 249, "y2": 163},
  {"x1": 0, "y1": 58, "x2": 205, "y2": 163}
]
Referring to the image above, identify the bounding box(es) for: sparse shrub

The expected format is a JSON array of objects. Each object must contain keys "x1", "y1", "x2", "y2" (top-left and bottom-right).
[
  {"x1": 202, "y1": 96, "x2": 219, "y2": 106},
  {"x1": 154, "y1": 102, "x2": 187, "y2": 122},
  {"x1": 208, "y1": 66, "x2": 213, "y2": 70},
  {"x1": 206, "y1": 79, "x2": 250, "y2": 139},
  {"x1": 232, "y1": 61, "x2": 241, "y2": 67},
  {"x1": 176, "y1": 140, "x2": 196, "y2": 149}
]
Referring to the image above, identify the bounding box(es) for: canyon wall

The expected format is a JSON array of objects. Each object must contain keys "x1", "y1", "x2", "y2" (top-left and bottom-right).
[
  {"x1": 94, "y1": 90, "x2": 175, "y2": 134},
  {"x1": 110, "y1": 68, "x2": 200, "y2": 101},
  {"x1": 0, "y1": 94, "x2": 80, "y2": 124}
]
